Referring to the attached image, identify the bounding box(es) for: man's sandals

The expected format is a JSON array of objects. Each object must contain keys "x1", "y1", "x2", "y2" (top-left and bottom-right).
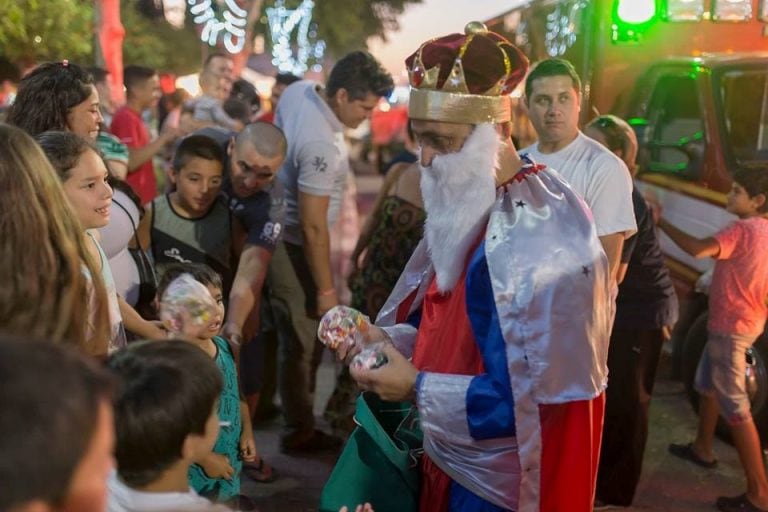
[{"x1": 242, "y1": 457, "x2": 277, "y2": 483}]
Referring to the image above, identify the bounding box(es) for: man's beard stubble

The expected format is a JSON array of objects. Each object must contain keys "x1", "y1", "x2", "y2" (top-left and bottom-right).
[{"x1": 419, "y1": 123, "x2": 500, "y2": 293}]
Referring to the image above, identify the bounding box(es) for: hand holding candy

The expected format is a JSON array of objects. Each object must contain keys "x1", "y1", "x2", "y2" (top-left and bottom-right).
[
  {"x1": 351, "y1": 342, "x2": 389, "y2": 370},
  {"x1": 159, "y1": 274, "x2": 219, "y2": 339},
  {"x1": 318, "y1": 305, "x2": 371, "y2": 357}
]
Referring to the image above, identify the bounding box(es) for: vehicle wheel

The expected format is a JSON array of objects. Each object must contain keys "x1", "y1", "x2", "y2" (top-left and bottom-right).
[{"x1": 683, "y1": 313, "x2": 768, "y2": 445}]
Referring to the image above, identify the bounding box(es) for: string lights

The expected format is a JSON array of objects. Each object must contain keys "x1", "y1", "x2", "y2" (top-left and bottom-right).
[
  {"x1": 266, "y1": 0, "x2": 326, "y2": 75},
  {"x1": 187, "y1": 0, "x2": 248, "y2": 53}
]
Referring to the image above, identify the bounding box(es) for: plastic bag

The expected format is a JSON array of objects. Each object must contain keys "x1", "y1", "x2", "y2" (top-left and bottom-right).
[
  {"x1": 351, "y1": 342, "x2": 389, "y2": 370},
  {"x1": 159, "y1": 274, "x2": 219, "y2": 339},
  {"x1": 318, "y1": 305, "x2": 371, "y2": 351}
]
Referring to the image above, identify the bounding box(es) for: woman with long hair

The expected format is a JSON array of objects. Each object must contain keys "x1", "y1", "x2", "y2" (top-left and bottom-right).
[
  {"x1": 0, "y1": 124, "x2": 110, "y2": 354},
  {"x1": 6, "y1": 61, "x2": 102, "y2": 140}
]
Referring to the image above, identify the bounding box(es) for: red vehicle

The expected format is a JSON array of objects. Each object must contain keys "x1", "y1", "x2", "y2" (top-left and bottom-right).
[{"x1": 487, "y1": 0, "x2": 768, "y2": 441}]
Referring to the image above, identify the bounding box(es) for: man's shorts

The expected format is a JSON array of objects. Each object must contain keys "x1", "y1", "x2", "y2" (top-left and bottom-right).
[{"x1": 694, "y1": 331, "x2": 760, "y2": 425}]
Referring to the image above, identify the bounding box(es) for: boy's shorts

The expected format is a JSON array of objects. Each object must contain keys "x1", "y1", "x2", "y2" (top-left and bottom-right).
[{"x1": 694, "y1": 331, "x2": 760, "y2": 425}]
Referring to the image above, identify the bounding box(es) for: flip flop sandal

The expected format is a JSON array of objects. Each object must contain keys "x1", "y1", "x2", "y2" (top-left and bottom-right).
[
  {"x1": 242, "y1": 457, "x2": 277, "y2": 483},
  {"x1": 668, "y1": 442, "x2": 718, "y2": 468}
]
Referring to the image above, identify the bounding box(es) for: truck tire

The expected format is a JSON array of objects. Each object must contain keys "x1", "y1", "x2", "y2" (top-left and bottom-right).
[{"x1": 682, "y1": 312, "x2": 768, "y2": 445}]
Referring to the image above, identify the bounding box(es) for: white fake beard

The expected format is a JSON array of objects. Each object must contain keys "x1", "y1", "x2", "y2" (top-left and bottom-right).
[{"x1": 420, "y1": 123, "x2": 500, "y2": 293}]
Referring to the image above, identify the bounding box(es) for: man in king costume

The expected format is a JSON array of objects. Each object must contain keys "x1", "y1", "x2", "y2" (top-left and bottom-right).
[{"x1": 350, "y1": 23, "x2": 611, "y2": 512}]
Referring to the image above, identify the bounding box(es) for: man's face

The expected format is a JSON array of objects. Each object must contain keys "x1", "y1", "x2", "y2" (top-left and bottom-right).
[
  {"x1": 132, "y1": 74, "x2": 161, "y2": 111},
  {"x1": 410, "y1": 119, "x2": 474, "y2": 167},
  {"x1": 335, "y1": 90, "x2": 380, "y2": 129},
  {"x1": 228, "y1": 140, "x2": 284, "y2": 198},
  {"x1": 526, "y1": 75, "x2": 581, "y2": 147},
  {"x1": 206, "y1": 56, "x2": 234, "y2": 96}
]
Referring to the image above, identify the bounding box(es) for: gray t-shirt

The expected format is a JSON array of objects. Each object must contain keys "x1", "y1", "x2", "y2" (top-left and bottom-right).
[{"x1": 274, "y1": 81, "x2": 350, "y2": 245}]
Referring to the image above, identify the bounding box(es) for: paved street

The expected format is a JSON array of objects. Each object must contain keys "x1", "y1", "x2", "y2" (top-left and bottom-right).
[{"x1": 240, "y1": 171, "x2": 749, "y2": 512}]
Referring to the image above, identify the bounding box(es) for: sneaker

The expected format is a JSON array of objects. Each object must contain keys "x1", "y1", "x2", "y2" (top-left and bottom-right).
[{"x1": 280, "y1": 429, "x2": 342, "y2": 454}]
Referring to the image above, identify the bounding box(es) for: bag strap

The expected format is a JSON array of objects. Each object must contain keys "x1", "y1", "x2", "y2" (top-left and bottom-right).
[{"x1": 113, "y1": 198, "x2": 155, "y2": 277}]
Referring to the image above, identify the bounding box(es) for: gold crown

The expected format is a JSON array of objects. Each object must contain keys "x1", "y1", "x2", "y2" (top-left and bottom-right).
[
  {"x1": 407, "y1": 22, "x2": 516, "y2": 124},
  {"x1": 408, "y1": 22, "x2": 515, "y2": 97}
]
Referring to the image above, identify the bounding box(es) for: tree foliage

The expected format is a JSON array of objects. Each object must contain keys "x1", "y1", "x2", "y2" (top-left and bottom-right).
[
  {"x1": 0, "y1": 0, "x2": 93, "y2": 67},
  {"x1": 120, "y1": 0, "x2": 203, "y2": 75}
]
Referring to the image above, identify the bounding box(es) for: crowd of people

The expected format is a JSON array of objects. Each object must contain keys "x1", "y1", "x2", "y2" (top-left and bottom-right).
[{"x1": 1, "y1": 20, "x2": 768, "y2": 512}]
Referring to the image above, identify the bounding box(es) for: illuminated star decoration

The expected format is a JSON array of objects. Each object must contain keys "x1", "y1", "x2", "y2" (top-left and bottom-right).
[
  {"x1": 188, "y1": 0, "x2": 248, "y2": 54},
  {"x1": 266, "y1": 0, "x2": 326, "y2": 75}
]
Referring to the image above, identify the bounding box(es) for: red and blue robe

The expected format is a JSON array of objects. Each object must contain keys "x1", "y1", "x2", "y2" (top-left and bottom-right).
[{"x1": 377, "y1": 159, "x2": 610, "y2": 511}]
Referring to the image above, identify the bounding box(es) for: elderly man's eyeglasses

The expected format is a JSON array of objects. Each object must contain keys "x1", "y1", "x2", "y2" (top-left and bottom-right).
[{"x1": 237, "y1": 160, "x2": 275, "y2": 180}]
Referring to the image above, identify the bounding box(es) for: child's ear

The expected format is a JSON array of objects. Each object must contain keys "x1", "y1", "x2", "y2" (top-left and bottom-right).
[
  {"x1": 168, "y1": 169, "x2": 178, "y2": 185},
  {"x1": 753, "y1": 193, "x2": 767, "y2": 211},
  {"x1": 180, "y1": 432, "x2": 200, "y2": 462}
]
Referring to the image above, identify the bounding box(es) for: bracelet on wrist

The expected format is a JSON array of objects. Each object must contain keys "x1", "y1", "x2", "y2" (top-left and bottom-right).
[{"x1": 317, "y1": 288, "x2": 336, "y2": 297}]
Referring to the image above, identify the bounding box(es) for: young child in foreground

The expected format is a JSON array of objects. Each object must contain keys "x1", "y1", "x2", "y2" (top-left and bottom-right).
[
  {"x1": 106, "y1": 340, "x2": 231, "y2": 511},
  {"x1": 157, "y1": 263, "x2": 260, "y2": 510}
]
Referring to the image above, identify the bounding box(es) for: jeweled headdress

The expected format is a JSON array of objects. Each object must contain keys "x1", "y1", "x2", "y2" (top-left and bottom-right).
[{"x1": 406, "y1": 21, "x2": 529, "y2": 124}]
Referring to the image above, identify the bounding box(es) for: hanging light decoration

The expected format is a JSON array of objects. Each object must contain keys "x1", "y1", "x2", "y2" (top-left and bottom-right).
[
  {"x1": 664, "y1": 0, "x2": 705, "y2": 21},
  {"x1": 266, "y1": 0, "x2": 326, "y2": 75},
  {"x1": 712, "y1": 0, "x2": 753, "y2": 21},
  {"x1": 188, "y1": 0, "x2": 249, "y2": 53},
  {"x1": 544, "y1": 0, "x2": 588, "y2": 57}
]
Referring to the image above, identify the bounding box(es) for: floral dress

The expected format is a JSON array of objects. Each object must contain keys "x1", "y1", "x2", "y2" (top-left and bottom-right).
[
  {"x1": 326, "y1": 195, "x2": 425, "y2": 434},
  {"x1": 188, "y1": 336, "x2": 241, "y2": 501}
]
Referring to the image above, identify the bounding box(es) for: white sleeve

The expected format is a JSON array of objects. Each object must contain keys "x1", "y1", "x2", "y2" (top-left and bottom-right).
[{"x1": 586, "y1": 154, "x2": 637, "y2": 238}]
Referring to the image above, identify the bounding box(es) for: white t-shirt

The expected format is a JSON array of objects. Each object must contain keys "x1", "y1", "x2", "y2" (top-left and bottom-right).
[
  {"x1": 275, "y1": 81, "x2": 350, "y2": 245},
  {"x1": 522, "y1": 132, "x2": 637, "y2": 238},
  {"x1": 107, "y1": 472, "x2": 232, "y2": 512}
]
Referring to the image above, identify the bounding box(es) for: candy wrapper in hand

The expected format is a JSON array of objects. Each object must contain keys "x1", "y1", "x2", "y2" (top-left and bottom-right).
[
  {"x1": 351, "y1": 342, "x2": 389, "y2": 370},
  {"x1": 317, "y1": 305, "x2": 371, "y2": 351},
  {"x1": 159, "y1": 273, "x2": 219, "y2": 338}
]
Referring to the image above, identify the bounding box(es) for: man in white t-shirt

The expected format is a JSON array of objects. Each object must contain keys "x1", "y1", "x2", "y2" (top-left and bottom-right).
[
  {"x1": 522, "y1": 58, "x2": 636, "y2": 282},
  {"x1": 271, "y1": 51, "x2": 394, "y2": 452}
]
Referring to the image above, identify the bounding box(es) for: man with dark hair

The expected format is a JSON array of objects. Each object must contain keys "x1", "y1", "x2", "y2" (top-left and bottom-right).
[
  {"x1": 0, "y1": 336, "x2": 114, "y2": 512},
  {"x1": 522, "y1": 58, "x2": 635, "y2": 283},
  {"x1": 271, "y1": 50, "x2": 393, "y2": 452},
  {"x1": 111, "y1": 65, "x2": 182, "y2": 203},
  {"x1": 106, "y1": 340, "x2": 230, "y2": 511}
]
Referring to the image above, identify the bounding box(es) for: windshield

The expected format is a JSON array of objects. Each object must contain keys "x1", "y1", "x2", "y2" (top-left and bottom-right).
[{"x1": 718, "y1": 66, "x2": 768, "y2": 165}]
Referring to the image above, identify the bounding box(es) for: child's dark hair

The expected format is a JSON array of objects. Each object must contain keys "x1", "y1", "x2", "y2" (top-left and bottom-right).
[
  {"x1": 172, "y1": 134, "x2": 225, "y2": 174},
  {"x1": 35, "y1": 131, "x2": 99, "y2": 181},
  {"x1": 223, "y1": 97, "x2": 251, "y2": 125},
  {"x1": 0, "y1": 336, "x2": 113, "y2": 510},
  {"x1": 107, "y1": 340, "x2": 223, "y2": 487},
  {"x1": 6, "y1": 61, "x2": 94, "y2": 136},
  {"x1": 123, "y1": 65, "x2": 156, "y2": 93},
  {"x1": 732, "y1": 166, "x2": 768, "y2": 213},
  {"x1": 157, "y1": 262, "x2": 224, "y2": 301}
]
